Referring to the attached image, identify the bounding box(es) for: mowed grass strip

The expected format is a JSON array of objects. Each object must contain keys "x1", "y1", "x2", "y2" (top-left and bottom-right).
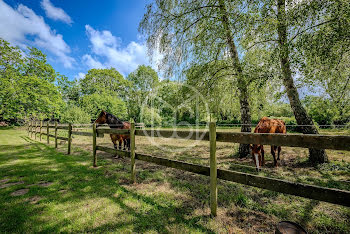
[
  {"x1": 0, "y1": 129, "x2": 214, "y2": 233},
  {"x1": 0, "y1": 128, "x2": 350, "y2": 233}
]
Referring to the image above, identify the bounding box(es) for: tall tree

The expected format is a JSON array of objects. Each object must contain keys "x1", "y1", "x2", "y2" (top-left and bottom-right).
[
  {"x1": 80, "y1": 68, "x2": 129, "y2": 97},
  {"x1": 0, "y1": 38, "x2": 63, "y2": 122},
  {"x1": 244, "y1": 0, "x2": 350, "y2": 163},
  {"x1": 297, "y1": 0, "x2": 350, "y2": 125},
  {"x1": 140, "y1": 0, "x2": 254, "y2": 157},
  {"x1": 276, "y1": 0, "x2": 328, "y2": 163},
  {"x1": 127, "y1": 65, "x2": 159, "y2": 121}
]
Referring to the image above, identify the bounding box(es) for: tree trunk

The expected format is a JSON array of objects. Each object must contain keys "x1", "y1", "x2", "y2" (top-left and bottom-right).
[
  {"x1": 219, "y1": 0, "x2": 252, "y2": 157},
  {"x1": 277, "y1": 0, "x2": 328, "y2": 164}
]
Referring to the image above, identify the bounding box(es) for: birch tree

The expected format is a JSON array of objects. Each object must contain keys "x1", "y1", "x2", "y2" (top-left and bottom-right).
[{"x1": 140, "y1": 0, "x2": 255, "y2": 157}]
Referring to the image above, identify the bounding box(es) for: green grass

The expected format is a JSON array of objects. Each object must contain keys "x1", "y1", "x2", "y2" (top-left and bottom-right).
[
  {"x1": 0, "y1": 129, "x2": 214, "y2": 233},
  {"x1": 1, "y1": 128, "x2": 350, "y2": 233}
]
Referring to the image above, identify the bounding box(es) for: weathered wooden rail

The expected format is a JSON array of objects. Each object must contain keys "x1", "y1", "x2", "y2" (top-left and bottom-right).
[
  {"x1": 27, "y1": 121, "x2": 100, "y2": 154},
  {"x1": 135, "y1": 129, "x2": 350, "y2": 151},
  {"x1": 95, "y1": 145, "x2": 350, "y2": 207},
  {"x1": 28, "y1": 121, "x2": 350, "y2": 217}
]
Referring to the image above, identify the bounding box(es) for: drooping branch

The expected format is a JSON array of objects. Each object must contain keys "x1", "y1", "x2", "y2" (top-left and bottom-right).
[
  {"x1": 246, "y1": 39, "x2": 277, "y2": 51},
  {"x1": 289, "y1": 19, "x2": 336, "y2": 42}
]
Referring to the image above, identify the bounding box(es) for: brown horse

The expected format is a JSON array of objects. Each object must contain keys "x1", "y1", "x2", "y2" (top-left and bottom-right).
[
  {"x1": 95, "y1": 111, "x2": 130, "y2": 151},
  {"x1": 250, "y1": 117, "x2": 287, "y2": 171}
]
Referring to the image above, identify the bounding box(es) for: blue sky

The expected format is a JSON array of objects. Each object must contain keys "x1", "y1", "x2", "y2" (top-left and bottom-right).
[{"x1": 0, "y1": 0, "x2": 154, "y2": 80}]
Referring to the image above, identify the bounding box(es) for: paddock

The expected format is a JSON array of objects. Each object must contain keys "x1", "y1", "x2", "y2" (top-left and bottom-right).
[{"x1": 19, "y1": 121, "x2": 350, "y2": 230}]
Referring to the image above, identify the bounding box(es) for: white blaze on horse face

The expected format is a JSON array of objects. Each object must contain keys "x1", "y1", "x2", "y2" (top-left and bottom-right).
[{"x1": 254, "y1": 153, "x2": 260, "y2": 169}]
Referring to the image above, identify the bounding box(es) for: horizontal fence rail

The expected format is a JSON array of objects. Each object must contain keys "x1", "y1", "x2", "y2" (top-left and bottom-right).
[
  {"x1": 96, "y1": 128, "x2": 130, "y2": 134},
  {"x1": 134, "y1": 129, "x2": 350, "y2": 151},
  {"x1": 135, "y1": 129, "x2": 209, "y2": 140},
  {"x1": 27, "y1": 121, "x2": 350, "y2": 216},
  {"x1": 95, "y1": 146, "x2": 350, "y2": 207},
  {"x1": 215, "y1": 132, "x2": 350, "y2": 151},
  {"x1": 71, "y1": 131, "x2": 93, "y2": 137},
  {"x1": 41, "y1": 132, "x2": 68, "y2": 141}
]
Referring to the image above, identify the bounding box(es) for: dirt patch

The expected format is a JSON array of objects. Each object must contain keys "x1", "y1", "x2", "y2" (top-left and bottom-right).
[
  {"x1": 0, "y1": 181, "x2": 24, "y2": 189},
  {"x1": 11, "y1": 188, "x2": 29, "y2": 196},
  {"x1": 25, "y1": 196, "x2": 42, "y2": 204},
  {"x1": 0, "y1": 179, "x2": 10, "y2": 184},
  {"x1": 227, "y1": 208, "x2": 278, "y2": 233},
  {"x1": 58, "y1": 189, "x2": 67, "y2": 194},
  {"x1": 37, "y1": 181, "x2": 53, "y2": 187}
]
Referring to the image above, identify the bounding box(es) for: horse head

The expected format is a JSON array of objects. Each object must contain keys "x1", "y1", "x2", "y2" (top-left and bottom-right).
[
  {"x1": 95, "y1": 110, "x2": 108, "y2": 124},
  {"x1": 250, "y1": 144, "x2": 263, "y2": 171},
  {"x1": 95, "y1": 110, "x2": 123, "y2": 127}
]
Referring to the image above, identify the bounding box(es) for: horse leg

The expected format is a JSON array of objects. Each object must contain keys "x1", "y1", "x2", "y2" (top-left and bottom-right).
[
  {"x1": 271, "y1": 146, "x2": 277, "y2": 167},
  {"x1": 110, "y1": 135, "x2": 119, "y2": 158},
  {"x1": 277, "y1": 146, "x2": 281, "y2": 160},
  {"x1": 118, "y1": 139, "x2": 122, "y2": 150},
  {"x1": 127, "y1": 138, "x2": 130, "y2": 150},
  {"x1": 261, "y1": 146, "x2": 265, "y2": 166},
  {"x1": 123, "y1": 137, "x2": 127, "y2": 150},
  {"x1": 110, "y1": 135, "x2": 118, "y2": 149}
]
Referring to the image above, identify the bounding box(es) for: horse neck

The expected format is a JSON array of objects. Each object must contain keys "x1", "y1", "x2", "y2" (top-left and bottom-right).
[{"x1": 106, "y1": 114, "x2": 123, "y2": 128}]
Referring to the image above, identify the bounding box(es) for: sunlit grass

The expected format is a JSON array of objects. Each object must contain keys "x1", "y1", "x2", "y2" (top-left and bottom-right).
[{"x1": 0, "y1": 128, "x2": 349, "y2": 233}]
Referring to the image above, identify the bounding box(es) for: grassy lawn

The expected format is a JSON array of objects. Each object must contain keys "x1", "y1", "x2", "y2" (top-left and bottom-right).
[{"x1": 1, "y1": 128, "x2": 350, "y2": 233}]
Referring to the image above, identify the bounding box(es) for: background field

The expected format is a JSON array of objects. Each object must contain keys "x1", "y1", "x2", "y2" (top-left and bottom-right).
[{"x1": 1, "y1": 127, "x2": 349, "y2": 233}]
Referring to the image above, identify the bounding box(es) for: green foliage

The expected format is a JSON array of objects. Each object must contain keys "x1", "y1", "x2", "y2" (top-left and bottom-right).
[
  {"x1": 80, "y1": 68, "x2": 129, "y2": 97},
  {"x1": 79, "y1": 93, "x2": 127, "y2": 120},
  {"x1": 60, "y1": 105, "x2": 91, "y2": 124},
  {"x1": 127, "y1": 65, "x2": 159, "y2": 92},
  {"x1": 127, "y1": 65, "x2": 160, "y2": 122},
  {"x1": 140, "y1": 107, "x2": 162, "y2": 126},
  {"x1": 57, "y1": 75, "x2": 80, "y2": 104},
  {"x1": 304, "y1": 96, "x2": 337, "y2": 126},
  {"x1": 0, "y1": 38, "x2": 64, "y2": 123}
]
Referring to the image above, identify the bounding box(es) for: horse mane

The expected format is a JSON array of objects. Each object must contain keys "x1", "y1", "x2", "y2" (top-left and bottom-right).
[{"x1": 104, "y1": 112, "x2": 123, "y2": 128}]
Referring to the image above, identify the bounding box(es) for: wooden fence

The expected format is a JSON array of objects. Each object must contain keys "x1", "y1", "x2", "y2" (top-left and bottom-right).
[{"x1": 27, "y1": 121, "x2": 350, "y2": 216}]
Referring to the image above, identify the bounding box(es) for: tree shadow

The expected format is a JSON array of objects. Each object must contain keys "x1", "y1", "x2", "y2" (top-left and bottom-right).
[{"x1": 1, "y1": 136, "x2": 215, "y2": 233}]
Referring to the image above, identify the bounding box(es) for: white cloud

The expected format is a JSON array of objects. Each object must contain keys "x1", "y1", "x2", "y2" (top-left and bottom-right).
[
  {"x1": 0, "y1": 0, "x2": 74, "y2": 68},
  {"x1": 82, "y1": 54, "x2": 105, "y2": 69},
  {"x1": 82, "y1": 25, "x2": 152, "y2": 75},
  {"x1": 74, "y1": 72, "x2": 85, "y2": 80},
  {"x1": 41, "y1": 0, "x2": 72, "y2": 24}
]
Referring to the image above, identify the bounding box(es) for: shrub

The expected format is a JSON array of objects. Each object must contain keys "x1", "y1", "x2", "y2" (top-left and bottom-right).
[
  {"x1": 60, "y1": 105, "x2": 91, "y2": 124},
  {"x1": 79, "y1": 93, "x2": 128, "y2": 120},
  {"x1": 304, "y1": 96, "x2": 336, "y2": 126},
  {"x1": 140, "y1": 107, "x2": 162, "y2": 126}
]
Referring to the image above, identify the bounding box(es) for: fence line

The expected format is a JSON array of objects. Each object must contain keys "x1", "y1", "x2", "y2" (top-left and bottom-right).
[
  {"x1": 27, "y1": 121, "x2": 350, "y2": 217},
  {"x1": 94, "y1": 146, "x2": 350, "y2": 207}
]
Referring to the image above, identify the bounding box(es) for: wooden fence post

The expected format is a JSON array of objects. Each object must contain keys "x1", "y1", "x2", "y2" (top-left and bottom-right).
[
  {"x1": 47, "y1": 121, "x2": 49, "y2": 144},
  {"x1": 55, "y1": 122, "x2": 58, "y2": 148},
  {"x1": 93, "y1": 123, "x2": 97, "y2": 167},
  {"x1": 40, "y1": 120, "x2": 42, "y2": 141},
  {"x1": 35, "y1": 121, "x2": 38, "y2": 140},
  {"x1": 31, "y1": 120, "x2": 33, "y2": 138},
  {"x1": 209, "y1": 122, "x2": 217, "y2": 216},
  {"x1": 27, "y1": 120, "x2": 30, "y2": 136},
  {"x1": 68, "y1": 123, "x2": 72, "y2": 154},
  {"x1": 130, "y1": 119, "x2": 136, "y2": 183}
]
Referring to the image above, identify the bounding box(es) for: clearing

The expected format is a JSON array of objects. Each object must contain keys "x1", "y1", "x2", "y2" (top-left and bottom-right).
[{"x1": 0, "y1": 128, "x2": 349, "y2": 233}]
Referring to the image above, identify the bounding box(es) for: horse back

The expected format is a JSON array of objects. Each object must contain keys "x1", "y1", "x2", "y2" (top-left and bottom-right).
[{"x1": 254, "y1": 117, "x2": 286, "y2": 134}]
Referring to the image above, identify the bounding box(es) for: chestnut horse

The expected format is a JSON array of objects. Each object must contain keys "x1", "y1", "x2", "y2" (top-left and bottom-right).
[
  {"x1": 250, "y1": 117, "x2": 286, "y2": 171},
  {"x1": 95, "y1": 111, "x2": 130, "y2": 151}
]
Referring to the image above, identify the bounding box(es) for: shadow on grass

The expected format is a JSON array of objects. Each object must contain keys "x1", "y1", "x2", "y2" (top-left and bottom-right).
[{"x1": 0, "y1": 136, "x2": 214, "y2": 233}]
